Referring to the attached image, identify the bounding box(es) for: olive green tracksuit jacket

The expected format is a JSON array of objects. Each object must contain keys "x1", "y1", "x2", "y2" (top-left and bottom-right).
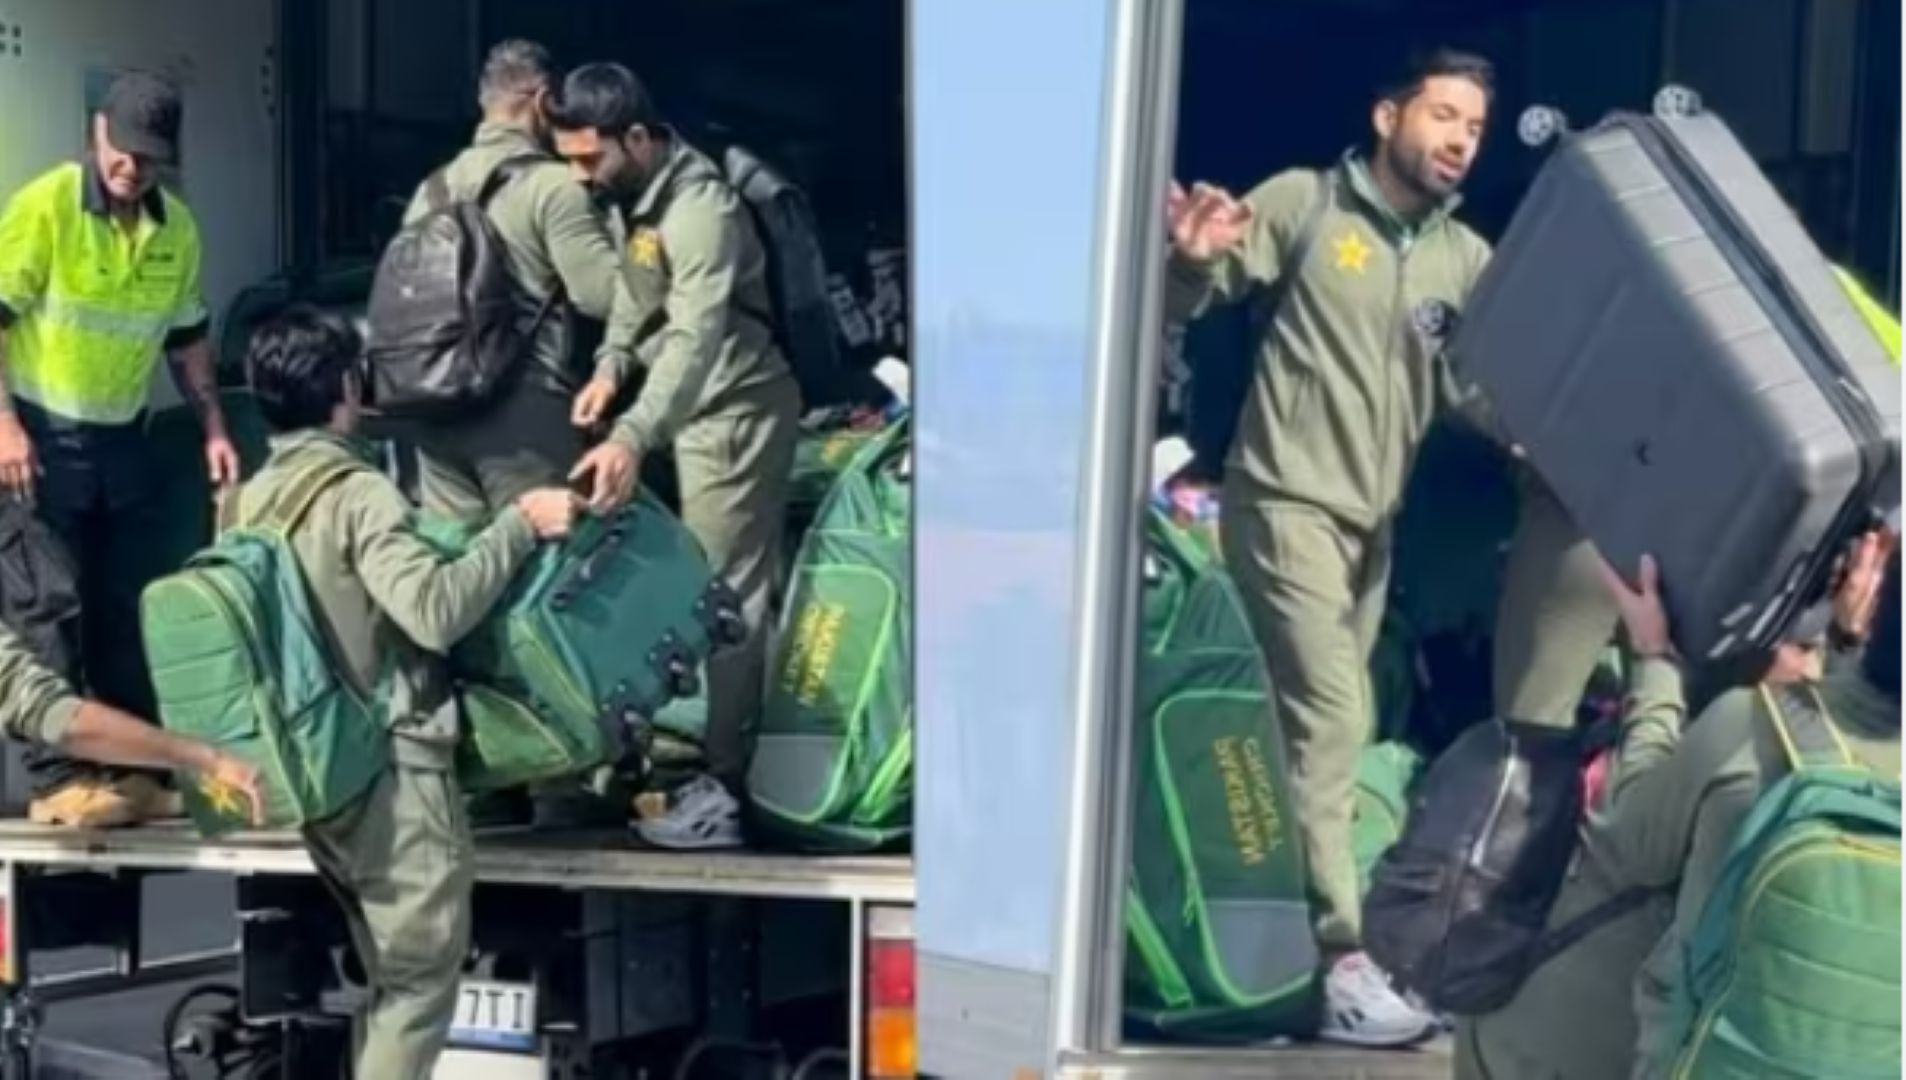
[
  {"x1": 235, "y1": 429, "x2": 537, "y2": 1079},
  {"x1": 1458, "y1": 652, "x2": 1899, "y2": 1080},
  {"x1": 0, "y1": 623, "x2": 82, "y2": 746},
  {"x1": 1167, "y1": 153, "x2": 1492, "y2": 952},
  {"x1": 595, "y1": 134, "x2": 801, "y2": 789},
  {"x1": 401, "y1": 121, "x2": 624, "y2": 522}
]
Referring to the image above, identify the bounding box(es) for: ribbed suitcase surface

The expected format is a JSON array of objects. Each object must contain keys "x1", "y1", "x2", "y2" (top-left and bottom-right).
[{"x1": 1453, "y1": 110, "x2": 1900, "y2": 662}]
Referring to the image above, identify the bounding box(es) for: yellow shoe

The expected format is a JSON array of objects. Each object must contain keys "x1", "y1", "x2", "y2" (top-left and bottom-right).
[
  {"x1": 116, "y1": 775, "x2": 186, "y2": 822},
  {"x1": 28, "y1": 781, "x2": 139, "y2": 829}
]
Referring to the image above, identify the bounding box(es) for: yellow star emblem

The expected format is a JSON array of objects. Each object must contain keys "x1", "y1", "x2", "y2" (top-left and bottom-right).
[
  {"x1": 201, "y1": 775, "x2": 248, "y2": 821},
  {"x1": 630, "y1": 229, "x2": 664, "y2": 269},
  {"x1": 1333, "y1": 230, "x2": 1373, "y2": 275}
]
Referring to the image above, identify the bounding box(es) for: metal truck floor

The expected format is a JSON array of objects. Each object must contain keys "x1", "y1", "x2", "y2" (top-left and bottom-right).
[{"x1": 0, "y1": 820, "x2": 914, "y2": 903}]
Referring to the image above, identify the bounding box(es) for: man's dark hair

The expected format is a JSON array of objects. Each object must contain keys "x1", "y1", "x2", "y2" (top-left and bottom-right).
[
  {"x1": 1381, "y1": 47, "x2": 1496, "y2": 107},
  {"x1": 246, "y1": 305, "x2": 361, "y2": 432},
  {"x1": 479, "y1": 39, "x2": 555, "y2": 110},
  {"x1": 547, "y1": 62, "x2": 663, "y2": 136},
  {"x1": 1861, "y1": 548, "x2": 1901, "y2": 704}
]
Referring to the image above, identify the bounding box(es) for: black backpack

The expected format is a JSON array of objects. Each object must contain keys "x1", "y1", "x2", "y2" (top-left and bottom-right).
[
  {"x1": 717, "y1": 144, "x2": 847, "y2": 407},
  {"x1": 1362, "y1": 717, "x2": 1651, "y2": 1015},
  {"x1": 364, "y1": 155, "x2": 559, "y2": 418},
  {"x1": 0, "y1": 500, "x2": 79, "y2": 683}
]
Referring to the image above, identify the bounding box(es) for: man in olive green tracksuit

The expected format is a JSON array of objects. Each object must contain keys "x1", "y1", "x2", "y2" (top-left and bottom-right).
[
  {"x1": 239, "y1": 308, "x2": 579, "y2": 1078},
  {"x1": 0, "y1": 622, "x2": 261, "y2": 816},
  {"x1": 1458, "y1": 535, "x2": 1899, "y2": 1080},
  {"x1": 399, "y1": 39, "x2": 623, "y2": 523},
  {"x1": 553, "y1": 64, "x2": 799, "y2": 845},
  {"x1": 1165, "y1": 50, "x2": 1498, "y2": 1045}
]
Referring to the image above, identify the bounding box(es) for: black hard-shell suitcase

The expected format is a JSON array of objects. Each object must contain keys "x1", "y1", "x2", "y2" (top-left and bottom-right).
[{"x1": 1450, "y1": 91, "x2": 1901, "y2": 665}]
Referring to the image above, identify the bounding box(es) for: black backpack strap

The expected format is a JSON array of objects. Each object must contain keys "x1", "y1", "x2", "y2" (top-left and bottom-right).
[
  {"x1": 1249, "y1": 166, "x2": 1337, "y2": 340},
  {"x1": 476, "y1": 153, "x2": 548, "y2": 207},
  {"x1": 476, "y1": 154, "x2": 569, "y2": 335},
  {"x1": 1523, "y1": 886, "x2": 1658, "y2": 973}
]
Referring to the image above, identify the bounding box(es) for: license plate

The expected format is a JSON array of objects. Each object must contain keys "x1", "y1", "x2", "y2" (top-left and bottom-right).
[{"x1": 447, "y1": 979, "x2": 537, "y2": 1052}]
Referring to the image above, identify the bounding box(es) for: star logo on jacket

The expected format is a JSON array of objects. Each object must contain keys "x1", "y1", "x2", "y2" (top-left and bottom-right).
[
  {"x1": 1333, "y1": 230, "x2": 1373, "y2": 275},
  {"x1": 630, "y1": 228, "x2": 664, "y2": 269}
]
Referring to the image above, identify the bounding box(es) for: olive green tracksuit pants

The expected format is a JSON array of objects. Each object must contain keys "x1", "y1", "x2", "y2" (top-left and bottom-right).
[
  {"x1": 1492, "y1": 473, "x2": 1621, "y2": 730},
  {"x1": 305, "y1": 763, "x2": 473, "y2": 1080},
  {"x1": 674, "y1": 379, "x2": 800, "y2": 789},
  {"x1": 1220, "y1": 496, "x2": 1391, "y2": 954},
  {"x1": 1221, "y1": 475, "x2": 1617, "y2": 954}
]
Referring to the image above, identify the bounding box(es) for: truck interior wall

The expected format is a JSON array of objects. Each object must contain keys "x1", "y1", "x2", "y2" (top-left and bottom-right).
[
  {"x1": 319, "y1": 0, "x2": 907, "y2": 324},
  {"x1": 1176, "y1": 0, "x2": 1895, "y2": 281}
]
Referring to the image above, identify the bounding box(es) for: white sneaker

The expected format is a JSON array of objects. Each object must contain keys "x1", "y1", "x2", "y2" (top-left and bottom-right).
[
  {"x1": 631, "y1": 775, "x2": 744, "y2": 850},
  {"x1": 1318, "y1": 953, "x2": 1437, "y2": 1048}
]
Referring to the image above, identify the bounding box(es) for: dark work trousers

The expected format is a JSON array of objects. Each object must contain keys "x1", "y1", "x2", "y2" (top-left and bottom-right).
[{"x1": 17, "y1": 400, "x2": 164, "y2": 795}]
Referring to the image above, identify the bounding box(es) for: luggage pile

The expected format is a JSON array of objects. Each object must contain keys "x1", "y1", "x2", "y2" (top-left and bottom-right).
[
  {"x1": 748, "y1": 414, "x2": 913, "y2": 852},
  {"x1": 1124, "y1": 506, "x2": 1315, "y2": 1039},
  {"x1": 143, "y1": 476, "x2": 745, "y2": 835},
  {"x1": 417, "y1": 494, "x2": 747, "y2": 795}
]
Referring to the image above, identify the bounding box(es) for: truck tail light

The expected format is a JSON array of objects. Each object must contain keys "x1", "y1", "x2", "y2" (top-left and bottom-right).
[{"x1": 866, "y1": 906, "x2": 915, "y2": 1078}]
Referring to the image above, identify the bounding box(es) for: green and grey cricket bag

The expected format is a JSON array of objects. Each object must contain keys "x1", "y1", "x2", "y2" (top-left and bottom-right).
[
  {"x1": 1660, "y1": 684, "x2": 1901, "y2": 1079},
  {"x1": 141, "y1": 458, "x2": 391, "y2": 836},
  {"x1": 421, "y1": 492, "x2": 746, "y2": 793},
  {"x1": 1124, "y1": 509, "x2": 1317, "y2": 1040},
  {"x1": 748, "y1": 417, "x2": 911, "y2": 853}
]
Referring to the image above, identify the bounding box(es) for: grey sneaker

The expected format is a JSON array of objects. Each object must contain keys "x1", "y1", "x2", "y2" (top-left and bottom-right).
[{"x1": 632, "y1": 775, "x2": 744, "y2": 850}]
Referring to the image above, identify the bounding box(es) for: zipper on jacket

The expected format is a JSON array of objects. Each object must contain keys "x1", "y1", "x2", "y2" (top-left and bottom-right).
[{"x1": 1377, "y1": 233, "x2": 1415, "y2": 513}]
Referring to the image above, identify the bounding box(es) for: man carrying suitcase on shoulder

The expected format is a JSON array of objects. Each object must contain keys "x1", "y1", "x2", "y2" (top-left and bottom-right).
[
  {"x1": 1163, "y1": 48, "x2": 1498, "y2": 1046},
  {"x1": 551, "y1": 63, "x2": 802, "y2": 850},
  {"x1": 238, "y1": 306, "x2": 579, "y2": 1078}
]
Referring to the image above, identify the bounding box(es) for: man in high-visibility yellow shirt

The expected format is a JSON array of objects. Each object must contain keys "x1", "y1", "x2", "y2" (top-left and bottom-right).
[{"x1": 0, "y1": 71, "x2": 240, "y2": 827}]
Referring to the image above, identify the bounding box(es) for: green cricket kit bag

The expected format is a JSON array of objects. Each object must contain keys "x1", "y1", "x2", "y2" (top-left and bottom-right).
[
  {"x1": 142, "y1": 459, "x2": 391, "y2": 836},
  {"x1": 1125, "y1": 509, "x2": 1317, "y2": 1040},
  {"x1": 787, "y1": 408, "x2": 892, "y2": 519},
  {"x1": 420, "y1": 492, "x2": 746, "y2": 793},
  {"x1": 748, "y1": 417, "x2": 912, "y2": 853},
  {"x1": 1662, "y1": 684, "x2": 1900, "y2": 1079}
]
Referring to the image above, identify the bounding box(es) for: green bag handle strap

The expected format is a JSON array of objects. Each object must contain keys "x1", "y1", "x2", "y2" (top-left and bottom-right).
[
  {"x1": 1760, "y1": 683, "x2": 1858, "y2": 774},
  {"x1": 1145, "y1": 504, "x2": 1211, "y2": 578},
  {"x1": 852, "y1": 412, "x2": 911, "y2": 478},
  {"x1": 221, "y1": 458, "x2": 365, "y2": 540}
]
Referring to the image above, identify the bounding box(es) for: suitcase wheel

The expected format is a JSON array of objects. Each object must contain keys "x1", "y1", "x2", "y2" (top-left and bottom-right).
[
  {"x1": 668, "y1": 665, "x2": 700, "y2": 699},
  {"x1": 713, "y1": 608, "x2": 747, "y2": 648},
  {"x1": 1517, "y1": 105, "x2": 1569, "y2": 148},
  {"x1": 1652, "y1": 84, "x2": 1703, "y2": 119}
]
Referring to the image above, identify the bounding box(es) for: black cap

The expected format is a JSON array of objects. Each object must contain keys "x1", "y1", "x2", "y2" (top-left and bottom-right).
[{"x1": 100, "y1": 71, "x2": 182, "y2": 166}]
